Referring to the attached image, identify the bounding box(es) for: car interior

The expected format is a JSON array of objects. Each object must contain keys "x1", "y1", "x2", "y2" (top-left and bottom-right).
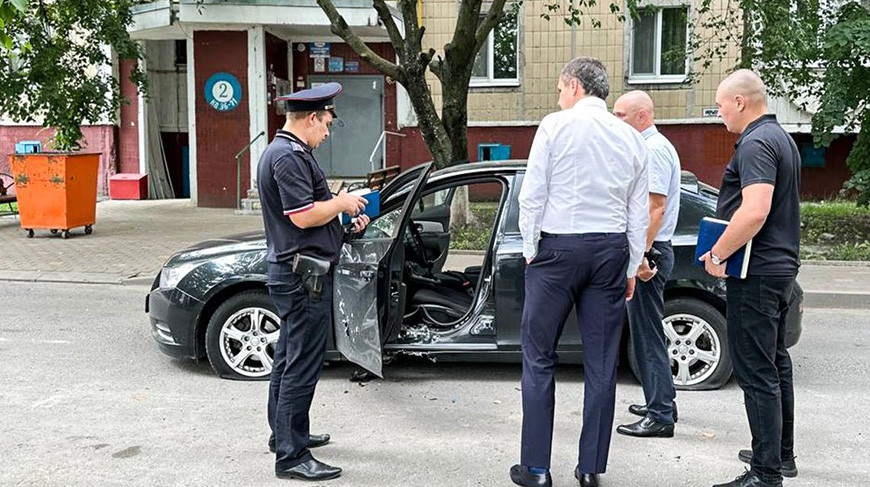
[{"x1": 365, "y1": 179, "x2": 506, "y2": 331}]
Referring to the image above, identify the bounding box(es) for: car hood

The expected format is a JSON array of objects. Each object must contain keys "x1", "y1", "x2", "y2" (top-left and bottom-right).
[{"x1": 165, "y1": 231, "x2": 266, "y2": 266}]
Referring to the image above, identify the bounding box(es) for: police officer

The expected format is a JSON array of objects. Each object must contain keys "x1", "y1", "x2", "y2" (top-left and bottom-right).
[{"x1": 257, "y1": 82, "x2": 369, "y2": 481}]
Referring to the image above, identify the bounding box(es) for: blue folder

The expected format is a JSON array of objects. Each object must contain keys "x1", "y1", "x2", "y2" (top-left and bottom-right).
[
  {"x1": 341, "y1": 189, "x2": 380, "y2": 225},
  {"x1": 694, "y1": 217, "x2": 752, "y2": 279}
]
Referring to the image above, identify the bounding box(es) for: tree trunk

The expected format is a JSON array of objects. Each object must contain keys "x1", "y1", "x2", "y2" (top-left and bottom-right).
[
  {"x1": 442, "y1": 74, "x2": 471, "y2": 165},
  {"x1": 402, "y1": 74, "x2": 453, "y2": 169}
]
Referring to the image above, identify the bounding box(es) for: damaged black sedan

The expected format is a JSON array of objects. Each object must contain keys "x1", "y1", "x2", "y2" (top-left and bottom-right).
[{"x1": 146, "y1": 161, "x2": 803, "y2": 390}]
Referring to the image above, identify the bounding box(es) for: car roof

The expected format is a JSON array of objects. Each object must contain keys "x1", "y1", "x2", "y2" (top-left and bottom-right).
[{"x1": 422, "y1": 161, "x2": 707, "y2": 194}]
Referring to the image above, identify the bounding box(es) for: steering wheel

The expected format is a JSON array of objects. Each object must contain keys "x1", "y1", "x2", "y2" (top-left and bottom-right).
[{"x1": 406, "y1": 218, "x2": 432, "y2": 269}]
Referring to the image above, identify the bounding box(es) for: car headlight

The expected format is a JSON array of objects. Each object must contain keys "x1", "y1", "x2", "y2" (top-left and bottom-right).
[{"x1": 159, "y1": 261, "x2": 202, "y2": 290}]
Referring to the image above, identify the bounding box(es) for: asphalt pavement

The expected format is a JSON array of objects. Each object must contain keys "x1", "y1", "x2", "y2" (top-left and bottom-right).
[{"x1": 1, "y1": 281, "x2": 868, "y2": 486}]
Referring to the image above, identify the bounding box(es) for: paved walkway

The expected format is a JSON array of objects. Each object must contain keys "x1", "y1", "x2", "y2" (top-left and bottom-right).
[
  {"x1": 0, "y1": 200, "x2": 262, "y2": 284},
  {"x1": 0, "y1": 199, "x2": 867, "y2": 307}
]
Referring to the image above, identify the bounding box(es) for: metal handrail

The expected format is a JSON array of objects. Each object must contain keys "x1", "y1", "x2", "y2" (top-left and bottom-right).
[
  {"x1": 368, "y1": 130, "x2": 406, "y2": 173},
  {"x1": 236, "y1": 131, "x2": 265, "y2": 210}
]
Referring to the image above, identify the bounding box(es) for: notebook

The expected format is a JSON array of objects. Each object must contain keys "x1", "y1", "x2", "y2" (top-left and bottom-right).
[
  {"x1": 340, "y1": 189, "x2": 380, "y2": 225},
  {"x1": 694, "y1": 217, "x2": 752, "y2": 279}
]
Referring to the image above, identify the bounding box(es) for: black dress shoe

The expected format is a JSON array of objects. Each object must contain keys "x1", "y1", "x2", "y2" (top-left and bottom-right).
[
  {"x1": 509, "y1": 464, "x2": 552, "y2": 487},
  {"x1": 616, "y1": 417, "x2": 674, "y2": 438},
  {"x1": 269, "y1": 433, "x2": 332, "y2": 453},
  {"x1": 712, "y1": 470, "x2": 781, "y2": 487},
  {"x1": 276, "y1": 458, "x2": 341, "y2": 481},
  {"x1": 738, "y1": 450, "x2": 798, "y2": 478},
  {"x1": 574, "y1": 467, "x2": 599, "y2": 487},
  {"x1": 628, "y1": 401, "x2": 678, "y2": 423}
]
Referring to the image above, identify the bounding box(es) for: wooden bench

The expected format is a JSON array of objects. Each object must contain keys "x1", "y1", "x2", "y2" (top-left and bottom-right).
[{"x1": 0, "y1": 172, "x2": 17, "y2": 216}]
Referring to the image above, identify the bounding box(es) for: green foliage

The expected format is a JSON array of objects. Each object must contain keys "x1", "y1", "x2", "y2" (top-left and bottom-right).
[
  {"x1": 450, "y1": 202, "x2": 498, "y2": 251},
  {"x1": 801, "y1": 201, "x2": 870, "y2": 244},
  {"x1": 0, "y1": 0, "x2": 146, "y2": 151},
  {"x1": 801, "y1": 201, "x2": 870, "y2": 261}
]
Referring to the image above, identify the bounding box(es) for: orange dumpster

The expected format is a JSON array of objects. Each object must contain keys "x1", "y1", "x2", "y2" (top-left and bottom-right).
[{"x1": 9, "y1": 152, "x2": 100, "y2": 239}]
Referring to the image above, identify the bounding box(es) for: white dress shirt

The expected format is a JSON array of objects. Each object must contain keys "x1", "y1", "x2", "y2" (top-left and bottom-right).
[
  {"x1": 519, "y1": 96, "x2": 649, "y2": 277},
  {"x1": 642, "y1": 125, "x2": 681, "y2": 242}
]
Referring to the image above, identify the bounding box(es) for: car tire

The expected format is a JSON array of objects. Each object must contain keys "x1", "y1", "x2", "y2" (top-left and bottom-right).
[
  {"x1": 205, "y1": 290, "x2": 281, "y2": 381},
  {"x1": 627, "y1": 297, "x2": 732, "y2": 391}
]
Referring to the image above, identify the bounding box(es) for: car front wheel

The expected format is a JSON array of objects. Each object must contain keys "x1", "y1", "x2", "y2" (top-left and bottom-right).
[
  {"x1": 205, "y1": 290, "x2": 280, "y2": 380},
  {"x1": 628, "y1": 297, "x2": 732, "y2": 391}
]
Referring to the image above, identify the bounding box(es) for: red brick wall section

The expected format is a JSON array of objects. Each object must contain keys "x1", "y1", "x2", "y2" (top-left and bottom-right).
[
  {"x1": 291, "y1": 42, "x2": 399, "y2": 166},
  {"x1": 657, "y1": 124, "x2": 738, "y2": 187},
  {"x1": 194, "y1": 30, "x2": 251, "y2": 208},
  {"x1": 1, "y1": 125, "x2": 116, "y2": 196},
  {"x1": 395, "y1": 123, "x2": 854, "y2": 199},
  {"x1": 796, "y1": 133, "x2": 855, "y2": 200},
  {"x1": 117, "y1": 58, "x2": 141, "y2": 174}
]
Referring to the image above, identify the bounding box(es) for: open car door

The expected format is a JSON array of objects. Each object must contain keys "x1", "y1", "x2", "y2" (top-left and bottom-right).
[{"x1": 332, "y1": 163, "x2": 433, "y2": 377}]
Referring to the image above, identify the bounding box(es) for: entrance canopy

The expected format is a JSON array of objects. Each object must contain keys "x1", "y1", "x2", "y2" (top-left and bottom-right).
[{"x1": 130, "y1": 0, "x2": 392, "y2": 40}]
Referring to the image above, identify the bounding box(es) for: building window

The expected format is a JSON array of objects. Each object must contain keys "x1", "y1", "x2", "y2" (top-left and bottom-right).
[
  {"x1": 629, "y1": 6, "x2": 688, "y2": 83},
  {"x1": 471, "y1": 6, "x2": 519, "y2": 87}
]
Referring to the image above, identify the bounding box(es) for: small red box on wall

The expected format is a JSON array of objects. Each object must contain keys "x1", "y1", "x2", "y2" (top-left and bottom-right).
[{"x1": 109, "y1": 173, "x2": 148, "y2": 200}]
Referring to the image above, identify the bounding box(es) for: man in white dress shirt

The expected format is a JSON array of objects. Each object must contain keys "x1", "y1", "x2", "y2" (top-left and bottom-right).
[
  {"x1": 509, "y1": 57, "x2": 649, "y2": 487},
  {"x1": 613, "y1": 90, "x2": 681, "y2": 439}
]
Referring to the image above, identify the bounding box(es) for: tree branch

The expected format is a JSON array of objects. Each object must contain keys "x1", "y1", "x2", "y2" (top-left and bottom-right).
[
  {"x1": 397, "y1": 0, "x2": 422, "y2": 53},
  {"x1": 316, "y1": 0, "x2": 403, "y2": 80},
  {"x1": 452, "y1": 0, "x2": 482, "y2": 53},
  {"x1": 371, "y1": 0, "x2": 406, "y2": 56},
  {"x1": 475, "y1": 0, "x2": 509, "y2": 49}
]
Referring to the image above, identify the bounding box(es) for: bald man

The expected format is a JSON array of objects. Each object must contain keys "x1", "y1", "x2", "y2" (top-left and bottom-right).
[
  {"x1": 612, "y1": 91, "x2": 681, "y2": 439},
  {"x1": 701, "y1": 70, "x2": 801, "y2": 487}
]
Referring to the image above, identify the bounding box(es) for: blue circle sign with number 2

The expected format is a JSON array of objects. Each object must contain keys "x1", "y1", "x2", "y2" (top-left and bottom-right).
[{"x1": 204, "y1": 73, "x2": 242, "y2": 112}]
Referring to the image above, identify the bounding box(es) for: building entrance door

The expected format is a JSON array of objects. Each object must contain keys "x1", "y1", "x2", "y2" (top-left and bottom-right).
[{"x1": 309, "y1": 75, "x2": 384, "y2": 177}]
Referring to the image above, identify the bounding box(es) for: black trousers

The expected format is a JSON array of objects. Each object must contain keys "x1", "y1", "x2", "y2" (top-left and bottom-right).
[
  {"x1": 520, "y1": 233, "x2": 629, "y2": 473},
  {"x1": 266, "y1": 261, "x2": 333, "y2": 470},
  {"x1": 625, "y1": 241, "x2": 676, "y2": 424},
  {"x1": 726, "y1": 275, "x2": 796, "y2": 484}
]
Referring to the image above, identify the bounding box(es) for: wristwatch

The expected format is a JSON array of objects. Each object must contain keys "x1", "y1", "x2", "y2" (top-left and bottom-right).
[{"x1": 710, "y1": 253, "x2": 725, "y2": 266}]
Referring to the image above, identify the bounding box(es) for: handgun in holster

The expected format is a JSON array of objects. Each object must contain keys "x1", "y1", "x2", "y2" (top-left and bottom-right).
[{"x1": 292, "y1": 254, "x2": 331, "y2": 301}]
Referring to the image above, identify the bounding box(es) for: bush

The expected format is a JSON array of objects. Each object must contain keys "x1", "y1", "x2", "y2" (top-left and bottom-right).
[
  {"x1": 801, "y1": 201, "x2": 870, "y2": 245},
  {"x1": 801, "y1": 201, "x2": 870, "y2": 261},
  {"x1": 451, "y1": 202, "x2": 498, "y2": 250}
]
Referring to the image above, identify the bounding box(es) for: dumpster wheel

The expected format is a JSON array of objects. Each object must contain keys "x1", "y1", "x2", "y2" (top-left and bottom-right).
[
  {"x1": 50, "y1": 229, "x2": 58, "y2": 234},
  {"x1": 62, "y1": 230, "x2": 70, "y2": 239},
  {"x1": 85, "y1": 225, "x2": 93, "y2": 235},
  {"x1": 26, "y1": 229, "x2": 34, "y2": 238}
]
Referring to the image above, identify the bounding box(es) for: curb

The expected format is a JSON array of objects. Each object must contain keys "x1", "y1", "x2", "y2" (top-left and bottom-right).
[
  {"x1": 802, "y1": 259, "x2": 870, "y2": 267},
  {"x1": 0, "y1": 270, "x2": 124, "y2": 285},
  {"x1": 802, "y1": 291, "x2": 870, "y2": 310}
]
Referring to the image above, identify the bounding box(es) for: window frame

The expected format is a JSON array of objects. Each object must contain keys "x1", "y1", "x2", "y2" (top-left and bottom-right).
[
  {"x1": 470, "y1": 8, "x2": 521, "y2": 88},
  {"x1": 627, "y1": 5, "x2": 689, "y2": 85}
]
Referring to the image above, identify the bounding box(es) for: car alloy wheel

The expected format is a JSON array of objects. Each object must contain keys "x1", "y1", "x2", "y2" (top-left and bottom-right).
[
  {"x1": 218, "y1": 306, "x2": 280, "y2": 378},
  {"x1": 663, "y1": 312, "x2": 722, "y2": 387}
]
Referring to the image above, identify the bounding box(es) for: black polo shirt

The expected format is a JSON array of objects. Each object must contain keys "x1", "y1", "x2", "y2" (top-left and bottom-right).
[
  {"x1": 716, "y1": 114, "x2": 801, "y2": 277},
  {"x1": 257, "y1": 130, "x2": 342, "y2": 264}
]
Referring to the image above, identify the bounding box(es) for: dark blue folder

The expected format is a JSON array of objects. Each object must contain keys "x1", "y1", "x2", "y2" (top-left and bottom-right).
[
  {"x1": 340, "y1": 189, "x2": 380, "y2": 225},
  {"x1": 694, "y1": 217, "x2": 752, "y2": 279}
]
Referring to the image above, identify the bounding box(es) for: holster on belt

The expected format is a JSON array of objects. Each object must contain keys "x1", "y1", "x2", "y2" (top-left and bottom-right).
[{"x1": 292, "y1": 254, "x2": 330, "y2": 301}]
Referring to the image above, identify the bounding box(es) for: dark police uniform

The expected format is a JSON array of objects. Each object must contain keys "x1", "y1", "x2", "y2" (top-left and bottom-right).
[
  {"x1": 716, "y1": 114, "x2": 801, "y2": 485},
  {"x1": 256, "y1": 83, "x2": 343, "y2": 473}
]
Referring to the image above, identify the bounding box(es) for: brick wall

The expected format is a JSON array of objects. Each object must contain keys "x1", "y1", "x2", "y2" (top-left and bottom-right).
[
  {"x1": 394, "y1": 122, "x2": 854, "y2": 199},
  {"x1": 1, "y1": 125, "x2": 116, "y2": 196},
  {"x1": 118, "y1": 58, "x2": 141, "y2": 174},
  {"x1": 193, "y1": 30, "x2": 250, "y2": 208}
]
